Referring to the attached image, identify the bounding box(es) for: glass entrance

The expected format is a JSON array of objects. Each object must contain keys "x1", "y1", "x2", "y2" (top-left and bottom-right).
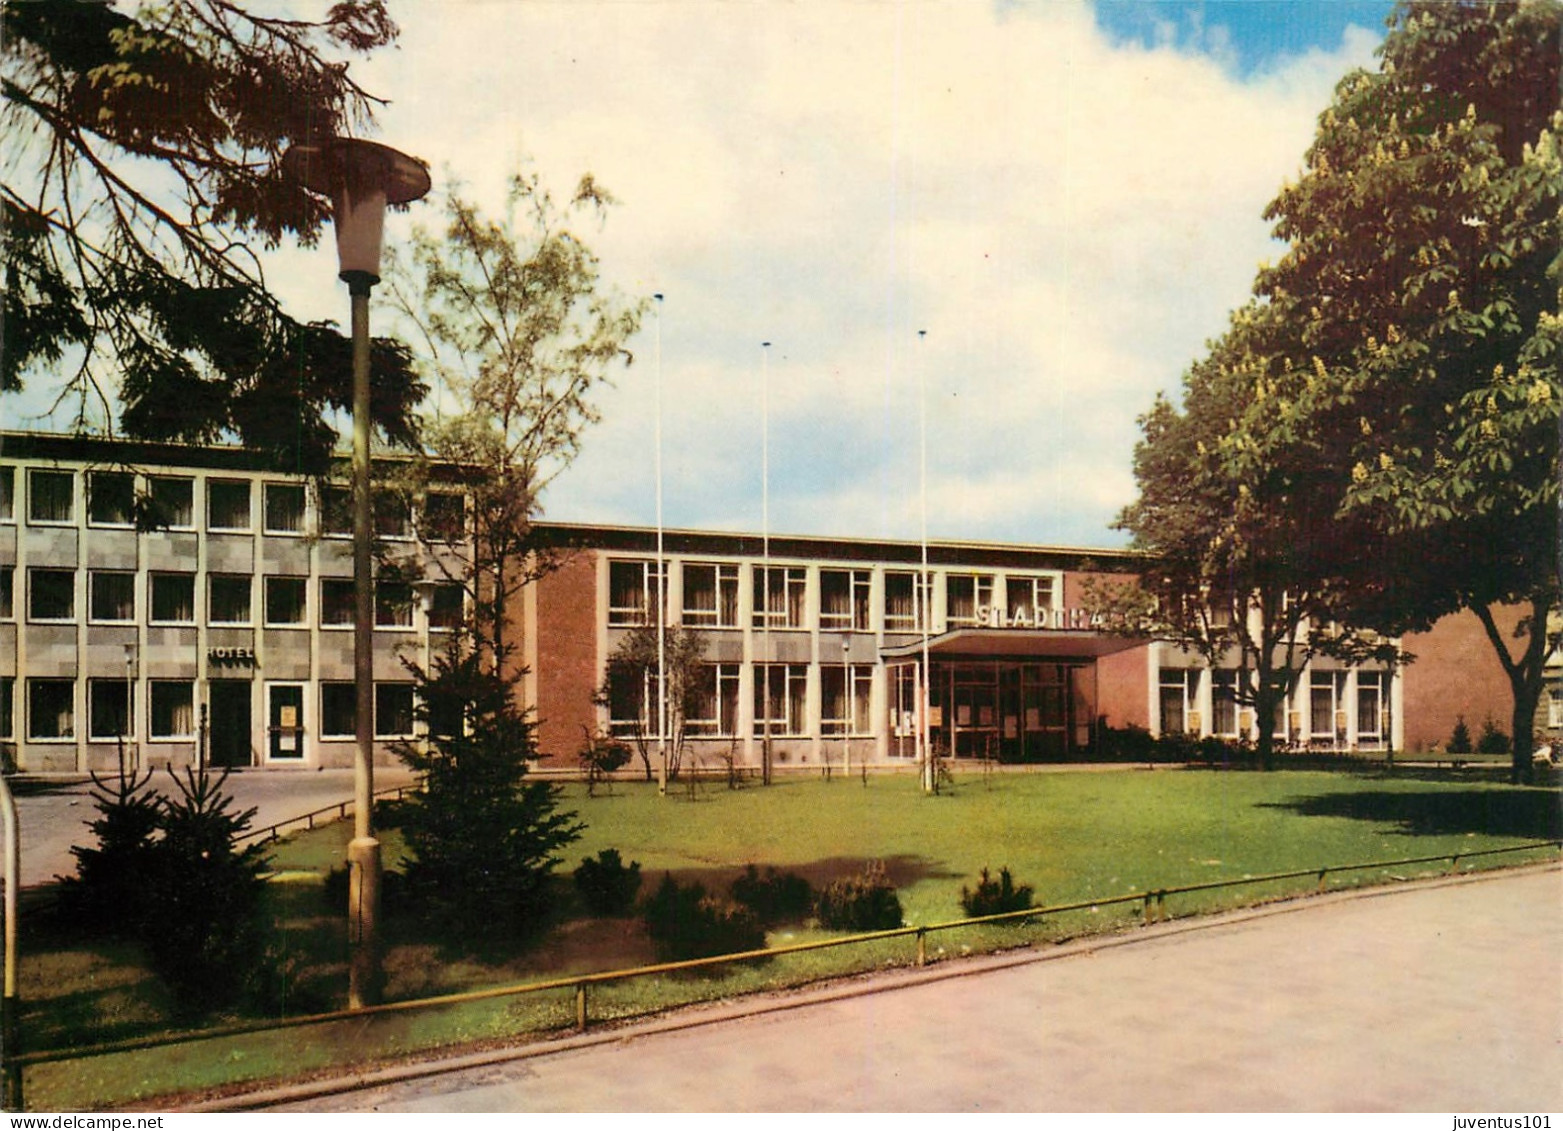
[
  {"x1": 267, "y1": 683, "x2": 305, "y2": 761},
  {"x1": 208, "y1": 680, "x2": 253, "y2": 768}
]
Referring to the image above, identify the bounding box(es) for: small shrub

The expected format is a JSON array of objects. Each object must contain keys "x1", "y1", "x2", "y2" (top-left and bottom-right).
[
  {"x1": 816, "y1": 861, "x2": 903, "y2": 932},
  {"x1": 574, "y1": 849, "x2": 642, "y2": 916},
  {"x1": 643, "y1": 874, "x2": 766, "y2": 960},
  {"x1": 960, "y1": 867, "x2": 1035, "y2": 918},
  {"x1": 1476, "y1": 717, "x2": 1511, "y2": 755},
  {"x1": 729, "y1": 865, "x2": 813, "y2": 925},
  {"x1": 578, "y1": 729, "x2": 632, "y2": 797},
  {"x1": 1448, "y1": 715, "x2": 1473, "y2": 754}
]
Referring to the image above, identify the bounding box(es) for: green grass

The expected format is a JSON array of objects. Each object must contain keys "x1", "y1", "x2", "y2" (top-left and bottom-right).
[{"x1": 19, "y1": 766, "x2": 1561, "y2": 1110}]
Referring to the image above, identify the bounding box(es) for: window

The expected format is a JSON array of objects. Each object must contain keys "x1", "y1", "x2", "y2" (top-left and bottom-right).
[
  {"x1": 946, "y1": 573, "x2": 995, "y2": 628},
  {"x1": 1310, "y1": 670, "x2": 1348, "y2": 744},
  {"x1": 820, "y1": 569, "x2": 871, "y2": 632},
  {"x1": 208, "y1": 479, "x2": 251, "y2": 530},
  {"x1": 606, "y1": 664, "x2": 660, "y2": 738},
  {"x1": 608, "y1": 559, "x2": 665, "y2": 627},
  {"x1": 1356, "y1": 671, "x2": 1387, "y2": 747},
  {"x1": 1549, "y1": 685, "x2": 1563, "y2": 730},
  {"x1": 265, "y1": 577, "x2": 307, "y2": 625},
  {"x1": 1159, "y1": 668, "x2": 1194, "y2": 735},
  {"x1": 90, "y1": 680, "x2": 131, "y2": 739},
  {"x1": 375, "y1": 581, "x2": 413, "y2": 628},
  {"x1": 0, "y1": 566, "x2": 12, "y2": 620},
  {"x1": 150, "y1": 681, "x2": 195, "y2": 739},
  {"x1": 320, "y1": 578, "x2": 355, "y2": 626},
  {"x1": 89, "y1": 571, "x2": 136, "y2": 623},
  {"x1": 752, "y1": 565, "x2": 806, "y2": 629},
  {"x1": 375, "y1": 684, "x2": 415, "y2": 737},
  {"x1": 319, "y1": 485, "x2": 352, "y2": 536},
  {"x1": 428, "y1": 582, "x2": 464, "y2": 630},
  {"x1": 374, "y1": 492, "x2": 411, "y2": 539},
  {"x1": 148, "y1": 477, "x2": 194, "y2": 528},
  {"x1": 29, "y1": 568, "x2": 75, "y2": 621},
  {"x1": 421, "y1": 492, "x2": 466, "y2": 542},
  {"x1": 321, "y1": 683, "x2": 356, "y2": 738},
  {"x1": 884, "y1": 571, "x2": 929, "y2": 633},
  {"x1": 150, "y1": 572, "x2": 196, "y2": 624},
  {"x1": 264, "y1": 483, "x2": 306, "y2": 534},
  {"x1": 753, "y1": 663, "x2": 808, "y2": 737},
  {"x1": 0, "y1": 466, "x2": 13, "y2": 521},
  {"x1": 1211, "y1": 669, "x2": 1240, "y2": 737},
  {"x1": 0, "y1": 677, "x2": 12, "y2": 739},
  {"x1": 28, "y1": 469, "x2": 74, "y2": 523},
  {"x1": 28, "y1": 679, "x2": 74, "y2": 740},
  {"x1": 682, "y1": 562, "x2": 739, "y2": 628},
  {"x1": 88, "y1": 471, "x2": 135, "y2": 526},
  {"x1": 821, "y1": 664, "x2": 874, "y2": 736},
  {"x1": 1005, "y1": 575, "x2": 1056, "y2": 625},
  {"x1": 686, "y1": 663, "x2": 741, "y2": 737},
  {"x1": 209, "y1": 575, "x2": 252, "y2": 625}
]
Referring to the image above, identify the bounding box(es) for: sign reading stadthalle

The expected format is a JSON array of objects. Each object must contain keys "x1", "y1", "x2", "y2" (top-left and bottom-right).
[{"x1": 973, "y1": 605, "x2": 1104, "y2": 631}]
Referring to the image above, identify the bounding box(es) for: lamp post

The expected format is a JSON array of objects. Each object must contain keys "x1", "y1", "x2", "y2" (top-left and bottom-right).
[
  {"x1": 841, "y1": 634, "x2": 852, "y2": 780},
  {"x1": 281, "y1": 137, "x2": 430, "y2": 1009}
]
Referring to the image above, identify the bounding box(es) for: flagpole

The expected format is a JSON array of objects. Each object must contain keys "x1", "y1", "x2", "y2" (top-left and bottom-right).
[
  {"x1": 654, "y1": 293, "x2": 667, "y2": 796},
  {"x1": 761, "y1": 340, "x2": 773, "y2": 786},
  {"x1": 918, "y1": 328, "x2": 934, "y2": 793}
]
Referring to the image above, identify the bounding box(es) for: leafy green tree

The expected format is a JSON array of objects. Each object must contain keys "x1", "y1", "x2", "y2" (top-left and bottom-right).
[
  {"x1": 1110, "y1": 300, "x2": 1400, "y2": 769},
  {"x1": 2, "y1": 0, "x2": 423, "y2": 470},
  {"x1": 1256, "y1": 0, "x2": 1561, "y2": 780},
  {"x1": 600, "y1": 623, "x2": 710, "y2": 785}
]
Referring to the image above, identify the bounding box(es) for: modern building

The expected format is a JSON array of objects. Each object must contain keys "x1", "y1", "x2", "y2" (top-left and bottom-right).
[
  {"x1": 0, "y1": 431, "x2": 465, "y2": 774},
  {"x1": 3, "y1": 431, "x2": 1552, "y2": 774}
]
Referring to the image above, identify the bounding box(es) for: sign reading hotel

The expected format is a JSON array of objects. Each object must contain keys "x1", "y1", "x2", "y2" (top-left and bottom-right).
[{"x1": 973, "y1": 605, "x2": 1104, "y2": 631}]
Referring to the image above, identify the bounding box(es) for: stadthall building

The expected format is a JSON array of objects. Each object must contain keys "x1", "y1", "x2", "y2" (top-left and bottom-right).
[{"x1": 2, "y1": 430, "x2": 1551, "y2": 774}]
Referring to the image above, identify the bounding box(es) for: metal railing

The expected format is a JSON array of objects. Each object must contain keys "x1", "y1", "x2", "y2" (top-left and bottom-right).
[
  {"x1": 11, "y1": 837, "x2": 1559, "y2": 1104},
  {"x1": 238, "y1": 783, "x2": 417, "y2": 845}
]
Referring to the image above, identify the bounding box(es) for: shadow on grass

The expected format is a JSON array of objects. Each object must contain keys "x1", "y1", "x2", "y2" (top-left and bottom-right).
[{"x1": 1261, "y1": 786, "x2": 1563, "y2": 840}]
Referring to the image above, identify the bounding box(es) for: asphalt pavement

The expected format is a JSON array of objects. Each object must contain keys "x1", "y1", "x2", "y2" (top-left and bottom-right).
[{"x1": 259, "y1": 865, "x2": 1563, "y2": 1114}]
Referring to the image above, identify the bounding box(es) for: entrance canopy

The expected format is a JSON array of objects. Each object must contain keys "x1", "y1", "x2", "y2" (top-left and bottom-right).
[{"x1": 880, "y1": 627, "x2": 1145, "y2": 661}]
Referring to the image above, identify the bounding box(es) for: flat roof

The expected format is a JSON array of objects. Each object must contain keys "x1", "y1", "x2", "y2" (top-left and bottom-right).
[{"x1": 880, "y1": 627, "x2": 1147, "y2": 660}]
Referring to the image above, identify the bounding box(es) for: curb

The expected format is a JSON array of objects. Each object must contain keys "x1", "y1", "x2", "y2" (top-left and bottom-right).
[{"x1": 186, "y1": 859, "x2": 1562, "y2": 1112}]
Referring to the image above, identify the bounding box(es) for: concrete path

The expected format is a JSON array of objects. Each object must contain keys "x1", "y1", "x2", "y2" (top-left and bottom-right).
[
  {"x1": 271, "y1": 867, "x2": 1563, "y2": 1113},
  {"x1": 11, "y1": 768, "x2": 416, "y2": 888}
]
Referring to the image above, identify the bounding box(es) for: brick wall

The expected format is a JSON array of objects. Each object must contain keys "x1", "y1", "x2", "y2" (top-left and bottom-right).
[
  {"x1": 530, "y1": 550, "x2": 600, "y2": 764},
  {"x1": 1400, "y1": 606, "x2": 1526, "y2": 753}
]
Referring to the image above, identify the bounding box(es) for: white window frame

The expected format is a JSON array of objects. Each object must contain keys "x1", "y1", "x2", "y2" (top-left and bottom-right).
[
  {"x1": 681, "y1": 562, "x2": 740, "y2": 628},
  {"x1": 28, "y1": 567, "x2": 76, "y2": 623},
  {"x1": 263, "y1": 482, "x2": 307, "y2": 535},
  {"x1": 820, "y1": 569, "x2": 872, "y2": 633},
  {"x1": 88, "y1": 570, "x2": 136, "y2": 624},
  {"x1": 264, "y1": 576, "x2": 308, "y2": 627},
  {"x1": 752, "y1": 565, "x2": 807, "y2": 630},
  {"x1": 27, "y1": 469, "x2": 75, "y2": 525},
  {"x1": 149, "y1": 681, "x2": 196, "y2": 740},
  {"x1": 608, "y1": 559, "x2": 666, "y2": 628},
  {"x1": 753, "y1": 663, "x2": 809, "y2": 737},
  {"x1": 147, "y1": 476, "x2": 195, "y2": 529},
  {"x1": 208, "y1": 574, "x2": 253, "y2": 626},
  {"x1": 207, "y1": 478, "x2": 252, "y2": 531},
  {"x1": 149, "y1": 571, "x2": 197, "y2": 626},
  {"x1": 28, "y1": 679, "x2": 76, "y2": 741},
  {"x1": 884, "y1": 571, "x2": 930, "y2": 634},
  {"x1": 87, "y1": 470, "x2": 136, "y2": 528},
  {"x1": 945, "y1": 572, "x2": 995, "y2": 629}
]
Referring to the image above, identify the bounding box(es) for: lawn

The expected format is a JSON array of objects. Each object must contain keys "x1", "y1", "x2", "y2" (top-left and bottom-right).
[{"x1": 18, "y1": 765, "x2": 1562, "y2": 1110}]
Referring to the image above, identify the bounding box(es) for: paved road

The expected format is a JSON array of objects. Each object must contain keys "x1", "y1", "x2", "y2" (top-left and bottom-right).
[
  {"x1": 11, "y1": 768, "x2": 416, "y2": 888},
  {"x1": 275, "y1": 867, "x2": 1563, "y2": 1113}
]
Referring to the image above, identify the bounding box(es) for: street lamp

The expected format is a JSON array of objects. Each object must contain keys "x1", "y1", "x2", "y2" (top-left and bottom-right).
[{"x1": 281, "y1": 137, "x2": 430, "y2": 1009}]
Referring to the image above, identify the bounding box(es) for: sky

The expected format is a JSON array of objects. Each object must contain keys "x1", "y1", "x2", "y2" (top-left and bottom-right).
[{"x1": 7, "y1": 0, "x2": 1395, "y2": 549}]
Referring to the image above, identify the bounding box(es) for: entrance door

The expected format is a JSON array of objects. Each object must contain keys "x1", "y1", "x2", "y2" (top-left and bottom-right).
[
  {"x1": 208, "y1": 680, "x2": 254, "y2": 768},
  {"x1": 267, "y1": 684, "x2": 306, "y2": 762}
]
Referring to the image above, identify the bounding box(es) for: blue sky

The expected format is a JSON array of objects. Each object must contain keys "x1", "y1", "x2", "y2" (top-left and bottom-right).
[{"x1": 6, "y1": 1, "x2": 1393, "y2": 549}]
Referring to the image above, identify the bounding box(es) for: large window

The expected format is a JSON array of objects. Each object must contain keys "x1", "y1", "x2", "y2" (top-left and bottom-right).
[
  {"x1": 820, "y1": 569, "x2": 871, "y2": 632},
  {"x1": 753, "y1": 663, "x2": 808, "y2": 737},
  {"x1": 29, "y1": 568, "x2": 75, "y2": 621},
  {"x1": 0, "y1": 567, "x2": 10, "y2": 619},
  {"x1": 1159, "y1": 668, "x2": 1194, "y2": 735},
  {"x1": 752, "y1": 565, "x2": 806, "y2": 630},
  {"x1": 1549, "y1": 684, "x2": 1563, "y2": 730},
  {"x1": 821, "y1": 664, "x2": 874, "y2": 736},
  {"x1": 29, "y1": 679, "x2": 75, "y2": 740},
  {"x1": 375, "y1": 581, "x2": 413, "y2": 628},
  {"x1": 148, "y1": 476, "x2": 194, "y2": 528},
  {"x1": 0, "y1": 466, "x2": 13, "y2": 521},
  {"x1": 682, "y1": 562, "x2": 739, "y2": 628},
  {"x1": 318, "y1": 485, "x2": 352, "y2": 536},
  {"x1": 321, "y1": 683, "x2": 356, "y2": 738},
  {"x1": 606, "y1": 665, "x2": 659, "y2": 738},
  {"x1": 373, "y1": 493, "x2": 411, "y2": 539},
  {"x1": 88, "y1": 471, "x2": 135, "y2": 526},
  {"x1": 207, "y1": 479, "x2": 251, "y2": 530},
  {"x1": 1005, "y1": 575, "x2": 1056, "y2": 625},
  {"x1": 150, "y1": 682, "x2": 195, "y2": 739},
  {"x1": 1356, "y1": 671, "x2": 1388, "y2": 748},
  {"x1": 0, "y1": 677, "x2": 12, "y2": 739},
  {"x1": 265, "y1": 577, "x2": 307, "y2": 625},
  {"x1": 150, "y1": 572, "x2": 196, "y2": 624},
  {"x1": 89, "y1": 571, "x2": 136, "y2": 623},
  {"x1": 28, "y1": 469, "x2": 74, "y2": 524},
  {"x1": 89, "y1": 679, "x2": 131, "y2": 739},
  {"x1": 1310, "y1": 670, "x2": 1348, "y2": 745},
  {"x1": 421, "y1": 492, "x2": 466, "y2": 542},
  {"x1": 375, "y1": 684, "x2": 415, "y2": 738},
  {"x1": 320, "y1": 578, "x2": 355, "y2": 627},
  {"x1": 1211, "y1": 669, "x2": 1240, "y2": 737},
  {"x1": 884, "y1": 571, "x2": 928, "y2": 633},
  {"x1": 209, "y1": 575, "x2": 252, "y2": 625},
  {"x1": 608, "y1": 559, "x2": 665, "y2": 627},
  {"x1": 945, "y1": 573, "x2": 995, "y2": 628},
  {"x1": 264, "y1": 483, "x2": 306, "y2": 534},
  {"x1": 427, "y1": 582, "x2": 464, "y2": 630},
  {"x1": 686, "y1": 663, "x2": 741, "y2": 737}
]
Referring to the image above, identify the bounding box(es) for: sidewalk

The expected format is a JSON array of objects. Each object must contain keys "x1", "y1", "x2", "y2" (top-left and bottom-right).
[{"x1": 249, "y1": 863, "x2": 1563, "y2": 1113}]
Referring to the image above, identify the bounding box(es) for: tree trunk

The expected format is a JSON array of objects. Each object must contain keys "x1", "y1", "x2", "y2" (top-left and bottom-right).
[
  {"x1": 1472, "y1": 598, "x2": 1551, "y2": 787},
  {"x1": 1510, "y1": 678, "x2": 1541, "y2": 786}
]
